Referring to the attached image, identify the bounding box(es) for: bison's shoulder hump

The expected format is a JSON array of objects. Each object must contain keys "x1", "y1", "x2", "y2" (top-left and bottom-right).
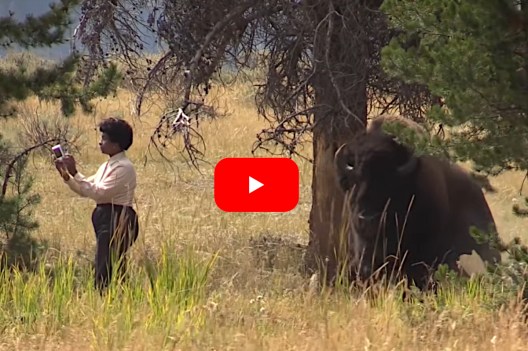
[{"x1": 368, "y1": 114, "x2": 427, "y2": 136}]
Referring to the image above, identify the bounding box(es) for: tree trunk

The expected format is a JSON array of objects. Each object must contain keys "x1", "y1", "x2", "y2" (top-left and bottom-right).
[
  {"x1": 303, "y1": 0, "x2": 370, "y2": 284},
  {"x1": 304, "y1": 97, "x2": 367, "y2": 284}
]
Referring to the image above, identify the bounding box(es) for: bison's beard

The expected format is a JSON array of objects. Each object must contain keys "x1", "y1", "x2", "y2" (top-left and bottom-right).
[{"x1": 350, "y1": 207, "x2": 412, "y2": 285}]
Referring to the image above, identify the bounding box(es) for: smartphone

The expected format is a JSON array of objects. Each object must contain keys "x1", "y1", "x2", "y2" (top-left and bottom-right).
[{"x1": 52, "y1": 144, "x2": 64, "y2": 159}]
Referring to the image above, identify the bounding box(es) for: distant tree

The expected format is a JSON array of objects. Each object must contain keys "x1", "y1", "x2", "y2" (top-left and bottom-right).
[
  {"x1": 74, "y1": 0, "x2": 438, "y2": 283},
  {"x1": 0, "y1": 0, "x2": 121, "y2": 117},
  {"x1": 0, "y1": 0, "x2": 120, "y2": 268}
]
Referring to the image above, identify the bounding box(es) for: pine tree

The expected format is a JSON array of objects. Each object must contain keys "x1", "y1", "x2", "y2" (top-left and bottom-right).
[
  {"x1": 0, "y1": 0, "x2": 121, "y2": 268},
  {"x1": 0, "y1": 0, "x2": 121, "y2": 117},
  {"x1": 0, "y1": 134, "x2": 42, "y2": 269},
  {"x1": 381, "y1": 0, "x2": 528, "y2": 176}
]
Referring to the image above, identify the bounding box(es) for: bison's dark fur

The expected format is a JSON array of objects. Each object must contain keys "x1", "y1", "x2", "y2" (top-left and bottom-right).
[{"x1": 334, "y1": 115, "x2": 502, "y2": 289}]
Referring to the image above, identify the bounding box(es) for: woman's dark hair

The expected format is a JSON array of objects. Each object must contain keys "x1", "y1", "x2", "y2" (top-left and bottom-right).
[{"x1": 98, "y1": 117, "x2": 134, "y2": 151}]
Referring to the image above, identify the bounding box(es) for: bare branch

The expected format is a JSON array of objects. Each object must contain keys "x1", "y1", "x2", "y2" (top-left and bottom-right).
[
  {"x1": 1, "y1": 139, "x2": 60, "y2": 201},
  {"x1": 181, "y1": 2, "x2": 254, "y2": 110},
  {"x1": 75, "y1": 0, "x2": 437, "y2": 166},
  {"x1": 134, "y1": 51, "x2": 182, "y2": 116},
  {"x1": 16, "y1": 104, "x2": 83, "y2": 156}
]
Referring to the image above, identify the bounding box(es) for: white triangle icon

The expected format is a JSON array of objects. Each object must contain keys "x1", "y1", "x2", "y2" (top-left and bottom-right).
[{"x1": 249, "y1": 176, "x2": 264, "y2": 194}]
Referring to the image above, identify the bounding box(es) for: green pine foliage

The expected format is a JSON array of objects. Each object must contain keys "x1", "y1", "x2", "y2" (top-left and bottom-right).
[
  {"x1": 0, "y1": 0, "x2": 79, "y2": 48},
  {"x1": 0, "y1": 135, "x2": 44, "y2": 270},
  {"x1": 0, "y1": 54, "x2": 121, "y2": 116},
  {"x1": 0, "y1": 1, "x2": 121, "y2": 268},
  {"x1": 0, "y1": 0, "x2": 121, "y2": 117},
  {"x1": 381, "y1": 0, "x2": 528, "y2": 174}
]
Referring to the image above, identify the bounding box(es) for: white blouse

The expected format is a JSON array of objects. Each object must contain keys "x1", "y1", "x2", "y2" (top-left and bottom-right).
[{"x1": 65, "y1": 151, "x2": 137, "y2": 207}]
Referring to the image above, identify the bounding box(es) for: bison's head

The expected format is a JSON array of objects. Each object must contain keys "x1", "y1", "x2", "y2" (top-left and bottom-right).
[{"x1": 334, "y1": 126, "x2": 420, "y2": 280}]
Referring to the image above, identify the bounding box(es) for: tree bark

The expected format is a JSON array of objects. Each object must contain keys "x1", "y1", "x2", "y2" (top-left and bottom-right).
[
  {"x1": 305, "y1": 97, "x2": 367, "y2": 284},
  {"x1": 303, "y1": 0, "x2": 369, "y2": 284}
]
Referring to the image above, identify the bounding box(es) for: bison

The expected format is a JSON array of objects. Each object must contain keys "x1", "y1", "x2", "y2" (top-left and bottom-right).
[{"x1": 334, "y1": 115, "x2": 502, "y2": 289}]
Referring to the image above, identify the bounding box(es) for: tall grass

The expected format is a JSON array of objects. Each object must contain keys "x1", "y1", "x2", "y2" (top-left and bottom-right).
[{"x1": 0, "y1": 248, "x2": 216, "y2": 350}]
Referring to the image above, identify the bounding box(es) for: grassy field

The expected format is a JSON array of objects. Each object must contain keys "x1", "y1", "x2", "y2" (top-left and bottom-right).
[{"x1": 1, "y1": 81, "x2": 528, "y2": 350}]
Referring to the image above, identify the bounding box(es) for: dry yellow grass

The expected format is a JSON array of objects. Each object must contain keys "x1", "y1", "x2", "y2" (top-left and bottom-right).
[{"x1": 1, "y1": 82, "x2": 528, "y2": 350}]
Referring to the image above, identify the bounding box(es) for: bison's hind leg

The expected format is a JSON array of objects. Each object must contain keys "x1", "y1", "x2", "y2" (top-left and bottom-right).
[{"x1": 456, "y1": 250, "x2": 489, "y2": 278}]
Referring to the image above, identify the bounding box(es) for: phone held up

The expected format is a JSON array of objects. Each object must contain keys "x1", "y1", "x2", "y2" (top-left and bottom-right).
[{"x1": 51, "y1": 144, "x2": 65, "y2": 160}]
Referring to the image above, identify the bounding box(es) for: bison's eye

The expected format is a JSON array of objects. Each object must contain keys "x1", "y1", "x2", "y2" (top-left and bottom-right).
[{"x1": 346, "y1": 163, "x2": 354, "y2": 171}]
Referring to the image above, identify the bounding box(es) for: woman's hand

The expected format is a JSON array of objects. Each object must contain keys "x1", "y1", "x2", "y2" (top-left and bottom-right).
[
  {"x1": 54, "y1": 159, "x2": 70, "y2": 181},
  {"x1": 62, "y1": 155, "x2": 78, "y2": 176}
]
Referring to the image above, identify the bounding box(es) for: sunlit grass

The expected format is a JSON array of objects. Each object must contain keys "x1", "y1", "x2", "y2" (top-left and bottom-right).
[{"x1": 0, "y1": 248, "x2": 215, "y2": 350}]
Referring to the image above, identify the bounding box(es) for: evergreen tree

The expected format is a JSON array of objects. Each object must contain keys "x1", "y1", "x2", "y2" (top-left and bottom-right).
[
  {"x1": 0, "y1": 0, "x2": 121, "y2": 268},
  {"x1": 0, "y1": 135, "x2": 42, "y2": 269},
  {"x1": 381, "y1": 0, "x2": 528, "y2": 177},
  {"x1": 0, "y1": 0, "x2": 121, "y2": 117}
]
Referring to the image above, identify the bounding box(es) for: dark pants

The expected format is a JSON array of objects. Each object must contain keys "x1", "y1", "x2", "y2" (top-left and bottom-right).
[{"x1": 91, "y1": 203, "x2": 139, "y2": 292}]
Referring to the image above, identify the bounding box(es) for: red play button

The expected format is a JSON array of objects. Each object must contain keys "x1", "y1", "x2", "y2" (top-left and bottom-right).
[{"x1": 214, "y1": 157, "x2": 299, "y2": 212}]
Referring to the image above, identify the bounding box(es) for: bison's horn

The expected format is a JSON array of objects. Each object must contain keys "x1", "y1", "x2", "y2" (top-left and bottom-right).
[
  {"x1": 397, "y1": 155, "x2": 419, "y2": 176},
  {"x1": 334, "y1": 143, "x2": 352, "y2": 171}
]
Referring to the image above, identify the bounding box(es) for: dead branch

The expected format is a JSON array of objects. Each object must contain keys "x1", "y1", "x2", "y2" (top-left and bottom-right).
[
  {"x1": 16, "y1": 105, "x2": 83, "y2": 156},
  {"x1": 1, "y1": 139, "x2": 60, "y2": 201},
  {"x1": 148, "y1": 106, "x2": 213, "y2": 169},
  {"x1": 181, "y1": 2, "x2": 254, "y2": 110},
  {"x1": 253, "y1": 106, "x2": 315, "y2": 161},
  {"x1": 134, "y1": 52, "x2": 183, "y2": 116},
  {"x1": 75, "y1": 0, "x2": 437, "y2": 167}
]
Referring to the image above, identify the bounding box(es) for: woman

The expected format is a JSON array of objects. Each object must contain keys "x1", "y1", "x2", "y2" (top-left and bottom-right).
[{"x1": 55, "y1": 117, "x2": 139, "y2": 292}]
